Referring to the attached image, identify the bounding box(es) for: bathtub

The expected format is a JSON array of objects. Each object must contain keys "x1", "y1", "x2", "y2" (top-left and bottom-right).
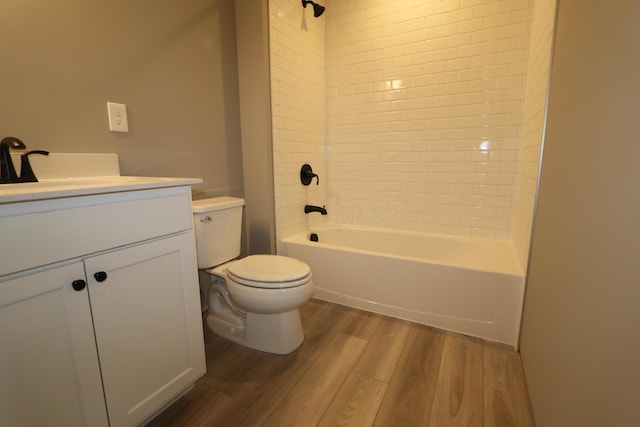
[{"x1": 279, "y1": 224, "x2": 525, "y2": 347}]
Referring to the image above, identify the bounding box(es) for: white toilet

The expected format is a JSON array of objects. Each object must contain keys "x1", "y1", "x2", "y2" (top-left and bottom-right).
[{"x1": 192, "y1": 197, "x2": 313, "y2": 354}]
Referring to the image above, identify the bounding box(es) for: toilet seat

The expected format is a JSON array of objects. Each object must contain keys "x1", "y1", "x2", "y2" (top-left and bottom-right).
[{"x1": 226, "y1": 255, "x2": 311, "y2": 289}]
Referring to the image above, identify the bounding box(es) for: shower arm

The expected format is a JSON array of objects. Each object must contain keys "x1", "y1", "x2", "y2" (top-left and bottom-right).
[{"x1": 301, "y1": 0, "x2": 325, "y2": 18}]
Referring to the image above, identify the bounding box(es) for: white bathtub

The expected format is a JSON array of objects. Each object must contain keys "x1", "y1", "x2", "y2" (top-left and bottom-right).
[{"x1": 280, "y1": 224, "x2": 525, "y2": 347}]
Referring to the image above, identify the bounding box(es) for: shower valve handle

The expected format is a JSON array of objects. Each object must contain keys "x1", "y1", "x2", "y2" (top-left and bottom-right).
[{"x1": 300, "y1": 164, "x2": 319, "y2": 186}]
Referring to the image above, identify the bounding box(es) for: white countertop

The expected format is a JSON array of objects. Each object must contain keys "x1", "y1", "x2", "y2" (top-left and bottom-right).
[{"x1": 0, "y1": 176, "x2": 202, "y2": 204}]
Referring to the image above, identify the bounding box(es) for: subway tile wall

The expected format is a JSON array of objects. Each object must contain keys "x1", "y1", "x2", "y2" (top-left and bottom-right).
[
  {"x1": 325, "y1": 0, "x2": 535, "y2": 240},
  {"x1": 270, "y1": 0, "x2": 553, "y2": 247},
  {"x1": 270, "y1": 0, "x2": 327, "y2": 241},
  {"x1": 512, "y1": 0, "x2": 555, "y2": 268}
]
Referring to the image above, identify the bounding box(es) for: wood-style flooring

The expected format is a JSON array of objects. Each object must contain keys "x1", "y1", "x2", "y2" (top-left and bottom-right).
[{"x1": 148, "y1": 299, "x2": 533, "y2": 427}]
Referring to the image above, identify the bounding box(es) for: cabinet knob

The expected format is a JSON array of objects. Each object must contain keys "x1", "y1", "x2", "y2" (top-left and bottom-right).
[
  {"x1": 94, "y1": 271, "x2": 108, "y2": 282},
  {"x1": 72, "y1": 279, "x2": 86, "y2": 291}
]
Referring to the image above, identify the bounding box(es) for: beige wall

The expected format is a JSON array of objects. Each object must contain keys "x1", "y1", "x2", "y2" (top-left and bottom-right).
[
  {"x1": 0, "y1": 0, "x2": 243, "y2": 199},
  {"x1": 235, "y1": 0, "x2": 276, "y2": 254},
  {"x1": 519, "y1": 1, "x2": 640, "y2": 426}
]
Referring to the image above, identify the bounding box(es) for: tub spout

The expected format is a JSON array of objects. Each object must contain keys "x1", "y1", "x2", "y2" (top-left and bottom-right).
[{"x1": 304, "y1": 204, "x2": 327, "y2": 215}]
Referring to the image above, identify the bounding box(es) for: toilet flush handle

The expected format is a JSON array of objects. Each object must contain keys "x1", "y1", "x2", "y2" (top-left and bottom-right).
[{"x1": 200, "y1": 216, "x2": 212, "y2": 223}]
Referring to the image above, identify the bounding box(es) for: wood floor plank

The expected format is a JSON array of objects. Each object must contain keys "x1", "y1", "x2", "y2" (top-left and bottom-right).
[
  {"x1": 318, "y1": 372, "x2": 387, "y2": 427},
  {"x1": 340, "y1": 307, "x2": 383, "y2": 341},
  {"x1": 483, "y1": 344, "x2": 534, "y2": 427},
  {"x1": 146, "y1": 390, "x2": 234, "y2": 427},
  {"x1": 373, "y1": 324, "x2": 446, "y2": 427},
  {"x1": 353, "y1": 315, "x2": 412, "y2": 382},
  {"x1": 427, "y1": 333, "x2": 484, "y2": 427},
  {"x1": 197, "y1": 331, "x2": 274, "y2": 398},
  {"x1": 201, "y1": 299, "x2": 356, "y2": 427},
  {"x1": 148, "y1": 300, "x2": 534, "y2": 427},
  {"x1": 261, "y1": 332, "x2": 368, "y2": 427}
]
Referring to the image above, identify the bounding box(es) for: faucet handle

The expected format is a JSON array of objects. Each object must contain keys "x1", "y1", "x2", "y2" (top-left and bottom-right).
[
  {"x1": 300, "y1": 163, "x2": 319, "y2": 186},
  {"x1": 20, "y1": 150, "x2": 49, "y2": 182}
]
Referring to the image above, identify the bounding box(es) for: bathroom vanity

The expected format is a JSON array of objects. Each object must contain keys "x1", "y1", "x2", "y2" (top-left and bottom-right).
[{"x1": 0, "y1": 176, "x2": 206, "y2": 426}]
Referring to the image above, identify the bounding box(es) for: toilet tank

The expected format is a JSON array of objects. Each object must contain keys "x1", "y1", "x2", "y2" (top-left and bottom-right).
[{"x1": 192, "y1": 197, "x2": 244, "y2": 269}]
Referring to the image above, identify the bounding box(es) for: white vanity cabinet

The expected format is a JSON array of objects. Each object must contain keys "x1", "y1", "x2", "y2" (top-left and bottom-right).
[
  {"x1": 85, "y1": 232, "x2": 203, "y2": 426},
  {"x1": 0, "y1": 261, "x2": 109, "y2": 427},
  {"x1": 0, "y1": 183, "x2": 206, "y2": 427}
]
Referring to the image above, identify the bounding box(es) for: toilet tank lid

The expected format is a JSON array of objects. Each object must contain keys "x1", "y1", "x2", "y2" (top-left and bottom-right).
[{"x1": 193, "y1": 196, "x2": 244, "y2": 213}]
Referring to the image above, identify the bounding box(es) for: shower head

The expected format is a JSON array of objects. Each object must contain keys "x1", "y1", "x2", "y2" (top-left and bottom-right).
[{"x1": 302, "y1": 0, "x2": 325, "y2": 17}]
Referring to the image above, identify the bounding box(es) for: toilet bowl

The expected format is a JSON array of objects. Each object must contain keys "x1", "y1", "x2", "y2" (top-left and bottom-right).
[
  {"x1": 206, "y1": 255, "x2": 313, "y2": 354},
  {"x1": 222, "y1": 254, "x2": 312, "y2": 313},
  {"x1": 192, "y1": 197, "x2": 313, "y2": 354}
]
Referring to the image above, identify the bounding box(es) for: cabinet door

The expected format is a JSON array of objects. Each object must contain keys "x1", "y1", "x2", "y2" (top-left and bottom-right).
[
  {"x1": 85, "y1": 232, "x2": 206, "y2": 427},
  {"x1": 0, "y1": 262, "x2": 108, "y2": 427}
]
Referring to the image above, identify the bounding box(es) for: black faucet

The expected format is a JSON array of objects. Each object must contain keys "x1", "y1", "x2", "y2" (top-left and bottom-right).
[
  {"x1": 304, "y1": 204, "x2": 327, "y2": 215},
  {"x1": 0, "y1": 137, "x2": 26, "y2": 183}
]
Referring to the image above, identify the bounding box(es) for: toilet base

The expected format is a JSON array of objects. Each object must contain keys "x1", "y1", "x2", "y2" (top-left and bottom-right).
[{"x1": 206, "y1": 309, "x2": 304, "y2": 355}]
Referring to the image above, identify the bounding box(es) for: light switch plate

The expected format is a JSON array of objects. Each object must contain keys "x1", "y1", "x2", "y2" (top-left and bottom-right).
[{"x1": 107, "y1": 102, "x2": 129, "y2": 132}]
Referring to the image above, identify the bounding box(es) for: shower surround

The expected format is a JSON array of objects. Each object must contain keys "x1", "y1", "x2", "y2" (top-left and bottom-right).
[{"x1": 270, "y1": 0, "x2": 555, "y2": 270}]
